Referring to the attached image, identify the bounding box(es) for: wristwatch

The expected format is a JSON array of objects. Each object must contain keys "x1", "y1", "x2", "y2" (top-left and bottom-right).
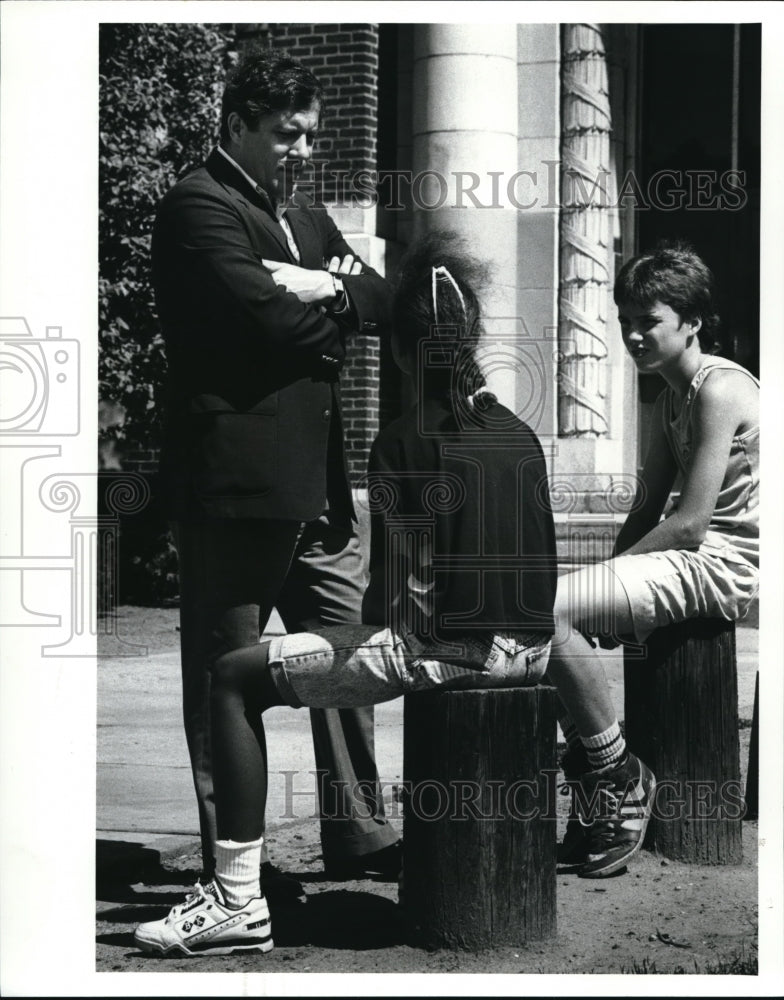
[{"x1": 329, "y1": 273, "x2": 348, "y2": 312}]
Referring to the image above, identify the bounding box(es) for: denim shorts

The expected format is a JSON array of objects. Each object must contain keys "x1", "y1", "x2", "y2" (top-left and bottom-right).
[{"x1": 267, "y1": 625, "x2": 553, "y2": 709}]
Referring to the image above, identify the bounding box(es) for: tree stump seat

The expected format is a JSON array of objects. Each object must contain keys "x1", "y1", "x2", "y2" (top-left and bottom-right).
[
  {"x1": 623, "y1": 617, "x2": 743, "y2": 864},
  {"x1": 401, "y1": 685, "x2": 558, "y2": 950}
]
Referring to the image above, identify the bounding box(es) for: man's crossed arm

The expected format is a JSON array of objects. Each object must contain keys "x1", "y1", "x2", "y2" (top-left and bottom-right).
[{"x1": 262, "y1": 254, "x2": 363, "y2": 305}]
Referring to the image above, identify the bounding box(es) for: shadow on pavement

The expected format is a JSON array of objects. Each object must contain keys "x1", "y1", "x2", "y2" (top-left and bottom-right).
[
  {"x1": 282, "y1": 890, "x2": 404, "y2": 949},
  {"x1": 97, "y1": 903, "x2": 172, "y2": 927},
  {"x1": 97, "y1": 839, "x2": 198, "y2": 887},
  {"x1": 95, "y1": 930, "x2": 139, "y2": 954}
]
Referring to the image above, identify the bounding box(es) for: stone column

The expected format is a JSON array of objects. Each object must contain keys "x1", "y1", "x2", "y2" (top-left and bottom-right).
[
  {"x1": 411, "y1": 24, "x2": 519, "y2": 411},
  {"x1": 516, "y1": 23, "x2": 562, "y2": 441}
]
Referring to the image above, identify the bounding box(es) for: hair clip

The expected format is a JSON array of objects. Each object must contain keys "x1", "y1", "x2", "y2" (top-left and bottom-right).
[{"x1": 431, "y1": 265, "x2": 466, "y2": 325}]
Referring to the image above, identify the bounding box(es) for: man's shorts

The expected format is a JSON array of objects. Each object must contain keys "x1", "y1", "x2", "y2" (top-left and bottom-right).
[{"x1": 267, "y1": 626, "x2": 552, "y2": 709}]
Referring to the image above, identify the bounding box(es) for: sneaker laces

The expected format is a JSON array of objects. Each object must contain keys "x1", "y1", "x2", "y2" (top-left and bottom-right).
[
  {"x1": 583, "y1": 780, "x2": 647, "y2": 846},
  {"x1": 570, "y1": 785, "x2": 615, "y2": 849},
  {"x1": 167, "y1": 880, "x2": 220, "y2": 921}
]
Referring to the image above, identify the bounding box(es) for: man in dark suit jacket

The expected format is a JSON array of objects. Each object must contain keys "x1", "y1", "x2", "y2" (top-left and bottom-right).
[{"x1": 151, "y1": 48, "x2": 400, "y2": 890}]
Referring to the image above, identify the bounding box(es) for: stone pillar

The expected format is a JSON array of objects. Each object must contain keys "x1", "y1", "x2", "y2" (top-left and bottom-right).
[
  {"x1": 411, "y1": 24, "x2": 519, "y2": 412},
  {"x1": 516, "y1": 23, "x2": 562, "y2": 440}
]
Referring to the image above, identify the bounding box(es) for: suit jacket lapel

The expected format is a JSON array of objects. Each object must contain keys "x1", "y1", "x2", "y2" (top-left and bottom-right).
[
  {"x1": 204, "y1": 149, "x2": 297, "y2": 262},
  {"x1": 258, "y1": 212, "x2": 299, "y2": 263},
  {"x1": 285, "y1": 205, "x2": 322, "y2": 269}
]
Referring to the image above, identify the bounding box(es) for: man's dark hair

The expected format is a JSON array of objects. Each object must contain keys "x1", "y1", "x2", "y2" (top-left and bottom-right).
[
  {"x1": 393, "y1": 231, "x2": 491, "y2": 401},
  {"x1": 613, "y1": 239, "x2": 721, "y2": 353},
  {"x1": 220, "y1": 48, "x2": 323, "y2": 143}
]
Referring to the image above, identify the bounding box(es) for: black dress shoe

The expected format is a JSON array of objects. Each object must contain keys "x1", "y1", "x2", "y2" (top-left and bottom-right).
[
  {"x1": 323, "y1": 839, "x2": 403, "y2": 881},
  {"x1": 260, "y1": 861, "x2": 305, "y2": 902}
]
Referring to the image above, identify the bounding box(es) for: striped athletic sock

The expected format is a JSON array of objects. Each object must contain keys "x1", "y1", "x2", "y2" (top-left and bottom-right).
[
  {"x1": 582, "y1": 721, "x2": 626, "y2": 771},
  {"x1": 215, "y1": 837, "x2": 264, "y2": 907}
]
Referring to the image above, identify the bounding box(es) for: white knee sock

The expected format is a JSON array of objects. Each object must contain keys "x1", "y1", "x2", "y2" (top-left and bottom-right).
[
  {"x1": 582, "y1": 721, "x2": 626, "y2": 771},
  {"x1": 215, "y1": 837, "x2": 263, "y2": 907}
]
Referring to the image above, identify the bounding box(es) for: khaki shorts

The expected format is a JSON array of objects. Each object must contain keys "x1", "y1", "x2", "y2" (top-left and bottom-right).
[{"x1": 607, "y1": 537, "x2": 758, "y2": 643}]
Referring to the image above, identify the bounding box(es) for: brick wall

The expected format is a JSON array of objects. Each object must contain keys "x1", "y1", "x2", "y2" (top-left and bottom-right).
[
  {"x1": 121, "y1": 448, "x2": 160, "y2": 477},
  {"x1": 239, "y1": 23, "x2": 379, "y2": 201},
  {"x1": 341, "y1": 335, "x2": 381, "y2": 485}
]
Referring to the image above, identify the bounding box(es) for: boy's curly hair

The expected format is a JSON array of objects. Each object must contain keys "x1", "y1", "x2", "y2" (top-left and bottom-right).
[{"x1": 613, "y1": 239, "x2": 721, "y2": 353}]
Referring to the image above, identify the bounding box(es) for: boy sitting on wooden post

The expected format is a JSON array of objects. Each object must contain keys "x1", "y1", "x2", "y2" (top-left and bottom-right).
[{"x1": 550, "y1": 241, "x2": 759, "y2": 866}]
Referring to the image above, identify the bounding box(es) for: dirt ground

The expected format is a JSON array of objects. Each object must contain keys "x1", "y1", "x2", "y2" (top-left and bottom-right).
[
  {"x1": 96, "y1": 606, "x2": 760, "y2": 979},
  {"x1": 97, "y1": 820, "x2": 758, "y2": 978}
]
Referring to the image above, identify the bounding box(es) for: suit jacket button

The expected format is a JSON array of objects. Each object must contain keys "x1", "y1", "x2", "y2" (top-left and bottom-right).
[{"x1": 322, "y1": 409, "x2": 331, "y2": 420}]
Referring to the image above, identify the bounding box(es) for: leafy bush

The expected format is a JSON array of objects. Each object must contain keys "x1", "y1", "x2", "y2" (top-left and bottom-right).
[
  {"x1": 99, "y1": 23, "x2": 239, "y2": 606},
  {"x1": 99, "y1": 22, "x2": 238, "y2": 455}
]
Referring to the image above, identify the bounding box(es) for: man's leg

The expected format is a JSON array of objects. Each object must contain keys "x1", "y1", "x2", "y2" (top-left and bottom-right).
[
  {"x1": 275, "y1": 513, "x2": 400, "y2": 874},
  {"x1": 175, "y1": 518, "x2": 301, "y2": 877}
]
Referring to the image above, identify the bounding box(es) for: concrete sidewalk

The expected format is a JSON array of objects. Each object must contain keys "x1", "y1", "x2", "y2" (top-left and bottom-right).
[{"x1": 96, "y1": 607, "x2": 759, "y2": 871}]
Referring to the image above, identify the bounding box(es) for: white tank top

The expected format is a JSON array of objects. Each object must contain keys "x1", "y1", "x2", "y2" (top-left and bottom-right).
[{"x1": 662, "y1": 356, "x2": 759, "y2": 568}]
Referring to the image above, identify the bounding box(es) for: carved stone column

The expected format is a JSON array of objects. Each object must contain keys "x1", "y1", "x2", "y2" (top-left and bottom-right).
[{"x1": 558, "y1": 23, "x2": 613, "y2": 437}]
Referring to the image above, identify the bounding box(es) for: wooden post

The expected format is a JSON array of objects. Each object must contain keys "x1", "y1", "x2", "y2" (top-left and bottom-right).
[
  {"x1": 623, "y1": 618, "x2": 743, "y2": 864},
  {"x1": 401, "y1": 686, "x2": 557, "y2": 950}
]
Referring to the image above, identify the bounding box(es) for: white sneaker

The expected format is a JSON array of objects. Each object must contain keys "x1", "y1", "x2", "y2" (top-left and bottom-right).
[{"x1": 134, "y1": 879, "x2": 273, "y2": 957}]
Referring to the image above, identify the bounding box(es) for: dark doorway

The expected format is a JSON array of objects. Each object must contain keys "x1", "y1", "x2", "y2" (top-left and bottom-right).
[{"x1": 636, "y1": 23, "x2": 760, "y2": 378}]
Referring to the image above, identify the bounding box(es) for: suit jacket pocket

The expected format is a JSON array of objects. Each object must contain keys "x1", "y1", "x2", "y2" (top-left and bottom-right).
[{"x1": 190, "y1": 411, "x2": 276, "y2": 498}]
